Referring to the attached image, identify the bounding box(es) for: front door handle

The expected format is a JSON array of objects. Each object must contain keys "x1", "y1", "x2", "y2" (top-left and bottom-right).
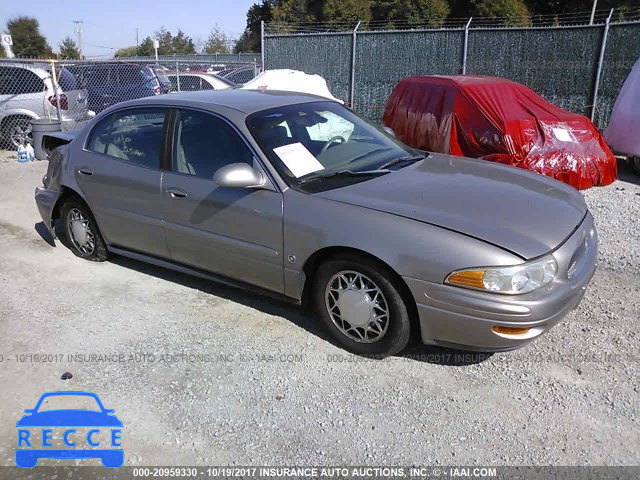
[
  {"x1": 166, "y1": 188, "x2": 187, "y2": 198},
  {"x1": 78, "y1": 169, "x2": 93, "y2": 176}
]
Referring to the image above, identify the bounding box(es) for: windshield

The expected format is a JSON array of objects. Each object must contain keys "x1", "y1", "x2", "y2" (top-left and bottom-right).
[{"x1": 246, "y1": 101, "x2": 417, "y2": 190}]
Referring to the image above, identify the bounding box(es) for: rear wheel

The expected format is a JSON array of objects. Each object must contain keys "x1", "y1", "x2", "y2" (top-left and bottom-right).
[
  {"x1": 630, "y1": 156, "x2": 640, "y2": 175},
  {"x1": 313, "y1": 255, "x2": 412, "y2": 357},
  {"x1": 61, "y1": 198, "x2": 108, "y2": 261},
  {"x1": 2, "y1": 115, "x2": 33, "y2": 149}
]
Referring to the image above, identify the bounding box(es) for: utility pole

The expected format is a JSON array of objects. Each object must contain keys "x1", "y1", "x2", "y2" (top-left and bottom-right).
[
  {"x1": 136, "y1": 28, "x2": 139, "y2": 47},
  {"x1": 73, "y1": 20, "x2": 83, "y2": 58}
]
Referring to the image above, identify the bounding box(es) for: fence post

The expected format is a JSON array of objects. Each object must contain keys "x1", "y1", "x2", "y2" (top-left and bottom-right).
[
  {"x1": 591, "y1": 9, "x2": 614, "y2": 123},
  {"x1": 176, "y1": 60, "x2": 181, "y2": 92},
  {"x1": 462, "y1": 18, "x2": 472, "y2": 75},
  {"x1": 350, "y1": 21, "x2": 361, "y2": 109},
  {"x1": 261, "y1": 20, "x2": 265, "y2": 70},
  {"x1": 49, "y1": 59, "x2": 63, "y2": 121}
]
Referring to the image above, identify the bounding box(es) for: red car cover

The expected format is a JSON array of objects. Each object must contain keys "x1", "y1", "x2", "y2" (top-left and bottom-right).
[{"x1": 383, "y1": 75, "x2": 617, "y2": 189}]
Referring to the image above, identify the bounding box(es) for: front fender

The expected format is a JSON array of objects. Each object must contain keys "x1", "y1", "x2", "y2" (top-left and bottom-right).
[{"x1": 282, "y1": 189, "x2": 522, "y2": 300}]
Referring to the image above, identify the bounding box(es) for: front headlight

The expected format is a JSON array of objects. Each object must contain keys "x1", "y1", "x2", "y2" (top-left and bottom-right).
[{"x1": 445, "y1": 255, "x2": 558, "y2": 295}]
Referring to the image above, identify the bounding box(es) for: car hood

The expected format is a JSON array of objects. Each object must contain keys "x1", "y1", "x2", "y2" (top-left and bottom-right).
[
  {"x1": 316, "y1": 153, "x2": 587, "y2": 259},
  {"x1": 16, "y1": 410, "x2": 123, "y2": 427}
]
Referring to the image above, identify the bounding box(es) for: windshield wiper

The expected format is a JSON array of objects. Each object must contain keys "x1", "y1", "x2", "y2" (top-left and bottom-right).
[
  {"x1": 378, "y1": 154, "x2": 426, "y2": 170},
  {"x1": 298, "y1": 169, "x2": 390, "y2": 186}
]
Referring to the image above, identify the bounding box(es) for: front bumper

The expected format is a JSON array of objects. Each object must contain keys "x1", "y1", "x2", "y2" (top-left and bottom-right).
[
  {"x1": 404, "y1": 213, "x2": 598, "y2": 352},
  {"x1": 34, "y1": 186, "x2": 61, "y2": 239}
]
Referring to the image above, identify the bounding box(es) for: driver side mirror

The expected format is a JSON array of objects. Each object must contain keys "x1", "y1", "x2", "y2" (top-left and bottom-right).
[{"x1": 213, "y1": 163, "x2": 265, "y2": 189}]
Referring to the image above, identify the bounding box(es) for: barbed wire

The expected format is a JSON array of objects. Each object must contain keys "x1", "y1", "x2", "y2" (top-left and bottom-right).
[{"x1": 265, "y1": 7, "x2": 640, "y2": 34}]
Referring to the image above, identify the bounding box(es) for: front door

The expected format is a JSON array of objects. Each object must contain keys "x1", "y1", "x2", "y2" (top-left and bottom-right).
[{"x1": 161, "y1": 108, "x2": 284, "y2": 293}]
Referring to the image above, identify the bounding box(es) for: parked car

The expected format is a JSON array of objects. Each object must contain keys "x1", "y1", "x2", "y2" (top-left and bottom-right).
[
  {"x1": 218, "y1": 66, "x2": 258, "y2": 85},
  {"x1": 168, "y1": 73, "x2": 233, "y2": 92},
  {"x1": 66, "y1": 63, "x2": 163, "y2": 113},
  {"x1": 0, "y1": 63, "x2": 93, "y2": 148},
  {"x1": 241, "y1": 69, "x2": 342, "y2": 102},
  {"x1": 384, "y1": 75, "x2": 618, "y2": 189},
  {"x1": 604, "y1": 56, "x2": 640, "y2": 174},
  {"x1": 35, "y1": 90, "x2": 597, "y2": 356},
  {"x1": 148, "y1": 65, "x2": 171, "y2": 94}
]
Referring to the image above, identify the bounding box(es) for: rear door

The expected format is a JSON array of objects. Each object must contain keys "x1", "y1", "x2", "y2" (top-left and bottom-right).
[
  {"x1": 161, "y1": 108, "x2": 284, "y2": 293},
  {"x1": 77, "y1": 107, "x2": 169, "y2": 258}
]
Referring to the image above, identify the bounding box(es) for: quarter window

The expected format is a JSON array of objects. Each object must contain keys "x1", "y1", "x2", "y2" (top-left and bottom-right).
[
  {"x1": 172, "y1": 110, "x2": 253, "y2": 179},
  {"x1": 86, "y1": 109, "x2": 167, "y2": 168}
]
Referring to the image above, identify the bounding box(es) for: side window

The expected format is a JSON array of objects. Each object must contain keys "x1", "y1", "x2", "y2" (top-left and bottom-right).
[
  {"x1": 199, "y1": 78, "x2": 213, "y2": 90},
  {"x1": 173, "y1": 110, "x2": 254, "y2": 179},
  {"x1": 0, "y1": 68, "x2": 12, "y2": 95},
  {"x1": 10, "y1": 69, "x2": 45, "y2": 94},
  {"x1": 181, "y1": 77, "x2": 199, "y2": 91},
  {"x1": 86, "y1": 109, "x2": 167, "y2": 169}
]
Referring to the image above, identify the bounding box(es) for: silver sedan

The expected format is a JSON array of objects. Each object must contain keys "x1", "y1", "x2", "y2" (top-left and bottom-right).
[{"x1": 35, "y1": 90, "x2": 597, "y2": 356}]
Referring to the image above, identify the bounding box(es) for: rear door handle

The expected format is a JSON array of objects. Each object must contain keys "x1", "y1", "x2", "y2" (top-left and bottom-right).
[
  {"x1": 78, "y1": 169, "x2": 93, "y2": 176},
  {"x1": 166, "y1": 188, "x2": 187, "y2": 198}
]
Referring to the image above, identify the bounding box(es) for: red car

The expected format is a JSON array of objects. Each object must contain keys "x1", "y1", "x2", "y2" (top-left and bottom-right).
[{"x1": 383, "y1": 75, "x2": 617, "y2": 189}]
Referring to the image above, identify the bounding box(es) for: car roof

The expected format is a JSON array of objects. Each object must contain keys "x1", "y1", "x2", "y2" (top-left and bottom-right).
[
  {"x1": 125, "y1": 89, "x2": 336, "y2": 114},
  {"x1": 0, "y1": 62, "x2": 49, "y2": 77}
]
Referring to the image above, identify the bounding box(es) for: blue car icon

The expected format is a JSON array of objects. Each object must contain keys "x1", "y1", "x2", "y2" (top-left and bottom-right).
[{"x1": 16, "y1": 391, "x2": 123, "y2": 468}]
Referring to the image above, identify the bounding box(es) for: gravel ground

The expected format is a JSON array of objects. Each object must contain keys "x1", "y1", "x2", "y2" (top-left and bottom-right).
[{"x1": 0, "y1": 149, "x2": 638, "y2": 469}]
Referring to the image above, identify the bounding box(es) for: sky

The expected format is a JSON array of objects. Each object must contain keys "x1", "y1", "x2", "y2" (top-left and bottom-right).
[{"x1": 1, "y1": 0, "x2": 258, "y2": 57}]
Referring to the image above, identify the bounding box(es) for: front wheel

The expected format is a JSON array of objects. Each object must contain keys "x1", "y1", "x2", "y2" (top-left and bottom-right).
[
  {"x1": 630, "y1": 156, "x2": 640, "y2": 175},
  {"x1": 61, "y1": 198, "x2": 108, "y2": 261},
  {"x1": 314, "y1": 256, "x2": 412, "y2": 356}
]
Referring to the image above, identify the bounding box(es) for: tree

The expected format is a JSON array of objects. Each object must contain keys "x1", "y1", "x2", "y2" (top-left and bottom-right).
[
  {"x1": 234, "y1": 0, "x2": 278, "y2": 53},
  {"x1": 371, "y1": 0, "x2": 450, "y2": 27},
  {"x1": 473, "y1": 0, "x2": 531, "y2": 26},
  {"x1": 171, "y1": 29, "x2": 196, "y2": 54},
  {"x1": 59, "y1": 36, "x2": 81, "y2": 59},
  {"x1": 7, "y1": 16, "x2": 53, "y2": 58},
  {"x1": 114, "y1": 45, "x2": 139, "y2": 58},
  {"x1": 155, "y1": 27, "x2": 174, "y2": 55},
  {"x1": 137, "y1": 37, "x2": 155, "y2": 56},
  {"x1": 204, "y1": 26, "x2": 230, "y2": 54},
  {"x1": 323, "y1": 0, "x2": 372, "y2": 26}
]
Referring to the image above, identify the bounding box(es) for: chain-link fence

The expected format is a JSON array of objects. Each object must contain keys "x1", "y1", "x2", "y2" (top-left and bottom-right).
[
  {"x1": 0, "y1": 58, "x2": 261, "y2": 149},
  {"x1": 263, "y1": 15, "x2": 640, "y2": 129}
]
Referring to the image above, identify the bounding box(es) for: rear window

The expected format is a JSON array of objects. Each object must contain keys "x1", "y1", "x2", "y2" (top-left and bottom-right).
[{"x1": 153, "y1": 68, "x2": 169, "y2": 83}]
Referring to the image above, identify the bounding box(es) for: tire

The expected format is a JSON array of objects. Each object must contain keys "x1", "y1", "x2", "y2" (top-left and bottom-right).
[
  {"x1": 61, "y1": 197, "x2": 108, "y2": 262},
  {"x1": 630, "y1": 156, "x2": 640, "y2": 175},
  {"x1": 313, "y1": 255, "x2": 412, "y2": 357},
  {"x1": 2, "y1": 116, "x2": 33, "y2": 149}
]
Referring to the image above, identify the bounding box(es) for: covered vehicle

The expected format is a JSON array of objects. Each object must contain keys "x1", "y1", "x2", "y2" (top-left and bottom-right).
[
  {"x1": 241, "y1": 69, "x2": 343, "y2": 103},
  {"x1": 383, "y1": 75, "x2": 617, "y2": 189},
  {"x1": 604, "y1": 57, "x2": 640, "y2": 174}
]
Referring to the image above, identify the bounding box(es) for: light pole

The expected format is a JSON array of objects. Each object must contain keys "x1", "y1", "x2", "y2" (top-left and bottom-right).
[{"x1": 73, "y1": 20, "x2": 83, "y2": 58}]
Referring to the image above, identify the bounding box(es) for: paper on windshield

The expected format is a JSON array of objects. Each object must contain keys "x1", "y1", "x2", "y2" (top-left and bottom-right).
[{"x1": 273, "y1": 142, "x2": 325, "y2": 178}]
